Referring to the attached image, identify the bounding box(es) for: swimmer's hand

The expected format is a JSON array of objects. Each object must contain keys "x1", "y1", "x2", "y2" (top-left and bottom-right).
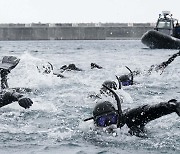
[{"x1": 18, "y1": 97, "x2": 33, "y2": 109}]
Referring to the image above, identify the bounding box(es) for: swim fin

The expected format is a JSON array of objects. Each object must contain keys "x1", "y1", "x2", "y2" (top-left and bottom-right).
[{"x1": 0, "y1": 56, "x2": 20, "y2": 71}]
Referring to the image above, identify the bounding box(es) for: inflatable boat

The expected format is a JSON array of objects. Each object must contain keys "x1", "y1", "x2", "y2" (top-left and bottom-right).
[{"x1": 141, "y1": 11, "x2": 180, "y2": 49}]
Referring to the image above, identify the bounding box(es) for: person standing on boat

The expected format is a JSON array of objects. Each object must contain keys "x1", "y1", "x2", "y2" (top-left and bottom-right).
[{"x1": 174, "y1": 22, "x2": 180, "y2": 39}]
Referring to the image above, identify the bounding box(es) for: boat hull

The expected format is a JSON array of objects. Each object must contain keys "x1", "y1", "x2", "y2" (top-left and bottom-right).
[{"x1": 141, "y1": 30, "x2": 180, "y2": 49}]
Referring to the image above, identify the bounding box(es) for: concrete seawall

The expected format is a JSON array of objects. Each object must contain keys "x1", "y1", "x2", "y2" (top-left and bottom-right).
[{"x1": 0, "y1": 23, "x2": 154, "y2": 40}]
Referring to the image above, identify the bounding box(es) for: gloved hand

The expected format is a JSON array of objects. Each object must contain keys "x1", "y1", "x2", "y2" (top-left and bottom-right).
[
  {"x1": 18, "y1": 97, "x2": 33, "y2": 109},
  {"x1": 168, "y1": 99, "x2": 180, "y2": 116}
]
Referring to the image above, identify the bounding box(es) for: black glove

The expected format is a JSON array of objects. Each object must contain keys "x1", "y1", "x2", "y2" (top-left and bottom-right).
[{"x1": 18, "y1": 97, "x2": 33, "y2": 109}]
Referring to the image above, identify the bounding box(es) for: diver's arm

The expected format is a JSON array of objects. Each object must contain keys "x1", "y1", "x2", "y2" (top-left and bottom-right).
[
  {"x1": 0, "y1": 91, "x2": 21, "y2": 108},
  {"x1": 124, "y1": 99, "x2": 180, "y2": 137},
  {"x1": 125, "y1": 69, "x2": 141, "y2": 79},
  {"x1": 53, "y1": 72, "x2": 65, "y2": 78},
  {"x1": 0, "y1": 91, "x2": 33, "y2": 109},
  {"x1": 124, "y1": 99, "x2": 180, "y2": 131},
  {"x1": 148, "y1": 51, "x2": 180, "y2": 74}
]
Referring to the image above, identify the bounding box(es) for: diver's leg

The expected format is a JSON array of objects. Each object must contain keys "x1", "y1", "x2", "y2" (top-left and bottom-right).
[{"x1": 0, "y1": 70, "x2": 9, "y2": 89}]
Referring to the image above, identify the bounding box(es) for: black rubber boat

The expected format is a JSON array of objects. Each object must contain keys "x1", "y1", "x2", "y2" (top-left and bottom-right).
[
  {"x1": 141, "y1": 30, "x2": 180, "y2": 49},
  {"x1": 141, "y1": 11, "x2": 180, "y2": 49}
]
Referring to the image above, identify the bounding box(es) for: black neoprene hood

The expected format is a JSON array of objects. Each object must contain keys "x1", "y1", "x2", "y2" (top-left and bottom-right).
[{"x1": 93, "y1": 101, "x2": 116, "y2": 117}]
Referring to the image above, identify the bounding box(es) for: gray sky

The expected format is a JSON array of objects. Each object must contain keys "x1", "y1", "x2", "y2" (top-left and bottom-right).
[{"x1": 0, "y1": 0, "x2": 179, "y2": 23}]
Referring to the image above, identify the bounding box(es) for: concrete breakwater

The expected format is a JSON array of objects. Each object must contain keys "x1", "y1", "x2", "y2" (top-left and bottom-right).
[{"x1": 0, "y1": 23, "x2": 154, "y2": 40}]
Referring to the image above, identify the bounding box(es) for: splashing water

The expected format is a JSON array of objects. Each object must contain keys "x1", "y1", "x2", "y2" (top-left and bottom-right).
[{"x1": 0, "y1": 40, "x2": 180, "y2": 154}]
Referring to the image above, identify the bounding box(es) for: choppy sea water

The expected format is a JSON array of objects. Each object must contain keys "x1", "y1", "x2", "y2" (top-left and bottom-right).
[{"x1": 0, "y1": 40, "x2": 180, "y2": 154}]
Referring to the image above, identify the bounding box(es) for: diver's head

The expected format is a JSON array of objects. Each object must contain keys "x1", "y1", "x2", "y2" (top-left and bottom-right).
[
  {"x1": 100, "y1": 80, "x2": 118, "y2": 96},
  {"x1": 84, "y1": 101, "x2": 119, "y2": 127},
  {"x1": 68, "y1": 64, "x2": 76, "y2": 69},
  {"x1": 100, "y1": 80, "x2": 117, "y2": 92},
  {"x1": 116, "y1": 66, "x2": 134, "y2": 87},
  {"x1": 84, "y1": 84, "x2": 124, "y2": 128},
  {"x1": 93, "y1": 101, "x2": 116, "y2": 117},
  {"x1": 93, "y1": 101, "x2": 119, "y2": 127},
  {"x1": 117, "y1": 75, "x2": 132, "y2": 86},
  {"x1": 68, "y1": 64, "x2": 82, "y2": 71},
  {"x1": 91, "y1": 63, "x2": 96, "y2": 69}
]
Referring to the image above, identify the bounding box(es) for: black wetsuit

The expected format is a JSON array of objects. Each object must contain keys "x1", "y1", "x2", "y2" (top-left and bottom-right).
[
  {"x1": 0, "y1": 68, "x2": 33, "y2": 109},
  {"x1": 91, "y1": 63, "x2": 103, "y2": 69},
  {"x1": 60, "y1": 64, "x2": 83, "y2": 72},
  {"x1": 0, "y1": 89, "x2": 33, "y2": 109},
  {"x1": 0, "y1": 69, "x2": 9, "y2": 89},
  {"x1": 116, "y1": 51, "x2": 180, "y2": 87},
  {"x1": 0, "y1": 90, "x2": 22, "y2": 108},
  {"x1": 148, "y1": 51, "x2": 180, "y2": 74},
  {"x1": 88, "y1": 85, "x2": 180, "y2": 137},
  {"x1": 128, "y1": 51, "x2": 180, "y2": 78},
  {"x1": 121, "y1": 99, "x2": 179, "y2": 136}
]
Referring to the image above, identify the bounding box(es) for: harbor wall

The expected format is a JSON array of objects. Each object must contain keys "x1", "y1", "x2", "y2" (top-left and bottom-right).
[{"x1": 0, "y1": 23, "x2": 154, "y2": 40}]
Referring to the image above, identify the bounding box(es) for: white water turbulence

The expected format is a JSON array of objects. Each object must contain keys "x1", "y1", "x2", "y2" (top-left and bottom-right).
[{"x1": 0, "y1": 40, "x2": 180, "y2": 154}]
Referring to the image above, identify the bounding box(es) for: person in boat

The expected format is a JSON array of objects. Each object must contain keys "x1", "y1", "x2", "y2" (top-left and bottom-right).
[
  {"x1": 84, "y1": 85, "x2": 180, "y2": 137},
  {"x1": 116, "y1": 50, "x2": 180, "y2": 87},
  {"x1": 173, "y1": 22, "x2": 180, "y2": 39},
  {"x1": 175, "y1": 22, "x2": 179, "y2": 27},
  {"x1": 0, "y1": 56, "x2": 33, "y2": 109}
]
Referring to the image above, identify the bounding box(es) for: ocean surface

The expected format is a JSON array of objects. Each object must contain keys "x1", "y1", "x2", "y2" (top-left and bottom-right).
[{"x1": 0, "y1": 40, "x2": 180, "y2": 154}]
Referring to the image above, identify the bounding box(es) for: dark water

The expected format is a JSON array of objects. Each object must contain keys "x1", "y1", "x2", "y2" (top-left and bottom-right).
[{"x1": 0, "y1": 40, "x2": 180, "y2": 154}]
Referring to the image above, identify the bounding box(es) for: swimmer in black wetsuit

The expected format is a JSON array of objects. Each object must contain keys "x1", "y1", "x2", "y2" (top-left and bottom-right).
[
  {"x1": 116, "y1": 50, "x2": 180, "y2": 87},
  {"x1": 84, "y1": 85, "x2": 180, "y2": 137},
  {"x1": 91, "y1": 63, "x2": 103, "y2": 69},
  {"x1": 59, "y1": 63, "x2": 102, "y2": 73},
  {"x1": 60, "y1": 64, "x2": 83, "y2": 72},
  {"x1": 0, "y1": 56, "x2": 33, "y2": 109}
]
